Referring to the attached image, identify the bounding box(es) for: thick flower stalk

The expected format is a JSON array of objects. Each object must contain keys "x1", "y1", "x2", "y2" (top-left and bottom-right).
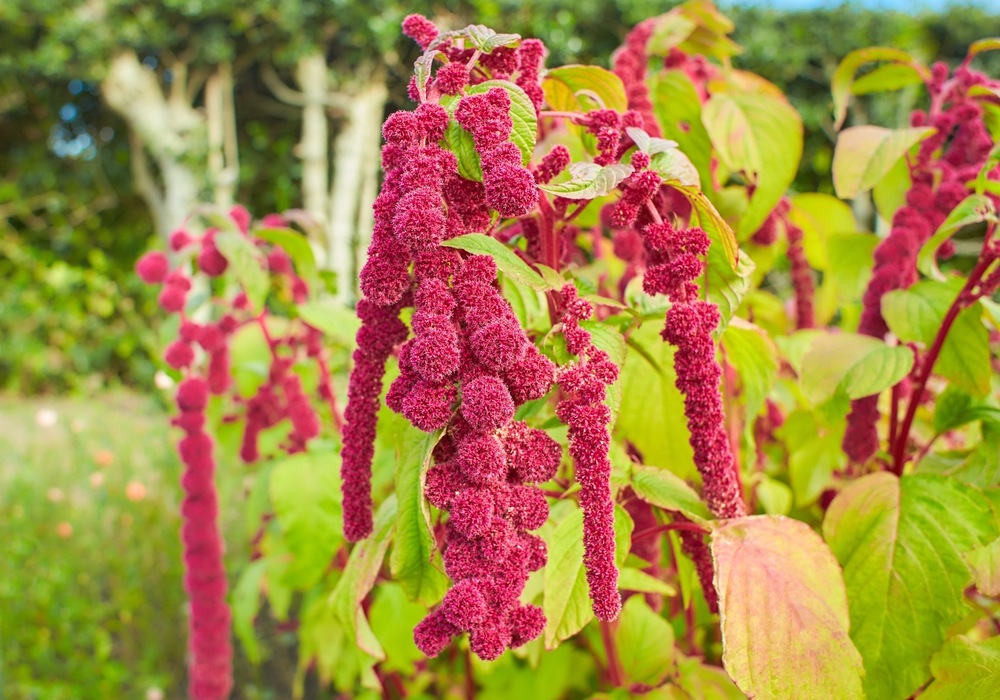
[
  {"x1": 612, "y1": 19, "x2": 660, "y2": 137},
  {"x1": 843, "y1": 62, "x2": 1000, "y2": 463},
  {"x1": 175, "y1": 378, "x2": 233, "y2": 700},
  {"x1": 556, "y1": 285, "x2": 623, "y2": 621}
]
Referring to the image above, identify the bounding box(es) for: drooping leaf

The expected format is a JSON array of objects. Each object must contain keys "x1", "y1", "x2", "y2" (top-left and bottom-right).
[
  {"x1": 330, "y1": 495, "x2": 399, "y2": 660},
  {"x1": 270, "y1": 451, "x2": 343, "y2": 589},
  {"x1": 702, "y1": 91, "x2": 803, "y2": 238},
  {"x1": 650, "y1": 148, "x2": 701, "y2": 188},
  {"x1": 832, "y1": 126, "x2": 935, "y2": 199},
  {"x1": 543, "y1": 507, "x2": 592, "y2": 648},
  {"x1": 969, "y1": 37, "x2": 1000, "y2": 57},
  {"x1": 617, "y1": 567, "x2": 677, "y2": 596},
  {"x1": 631, "y1": 463, "x2": 712, "y2": 524},
  {"x1": 851, "y1": 62, "x2": 925, "y2": 95},
  {"x1": 917, "y1": 194, "x2": 998, "y2": 281},
  {"x1": 542, "y1": 65, "x2": 628, "y2": 113},
  {"x1": 665, "y1": 181, "x2": 741, "y2": 269},
  {"x1": 296, "y1": 298, "x2": 361, "y2": 347},
  {"x1": 882, "y1": 280, "x2": 992, "y2": 396},
  {"x1": 388, "y1": 420, "x2": 448, "y2": 605},
  {"x1": 831, "y1": 48, "x2": 925, "y2": 129},
  {"x1": 720, "y1": 318, "x2": 777, "y2": 421},
  {"x1": 216, "y1": 230, "x2": 269, "y2": 311},
  {"x1": 711, "y1": 515, "x2": 864, "y2": 700},
  {"x1": 464, "y1": 24, "x2": 520, "y2": 53},
  {"x1": 443, "y1": 233, "x2": 552, "y2": 291},
  {"x1": 799, "y1": 332, "x2": 914, "y2": 405},
  {"x1": 538, "y1": 162, "x2": 634, "y2": 200},
  {"x1": 617, "y1": 321, "x2": 697, "y2": 481},
  {"x1": 231, "y1": 559, "x2": 267, "y2": 664},
  {"x1": 651, "y1": 70, "x2": 716, "y2": 192},
  {"x1": 823, "y1": 472, "x2": 999, "y2": 700},
  {"x1": 615, "y1": 596, "x2": 675, "y2": 687}
]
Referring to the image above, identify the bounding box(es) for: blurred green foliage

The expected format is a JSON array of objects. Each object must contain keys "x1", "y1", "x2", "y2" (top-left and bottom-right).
[{"x1": 2, "y1": 2, "x2": 998, "y2": 394}]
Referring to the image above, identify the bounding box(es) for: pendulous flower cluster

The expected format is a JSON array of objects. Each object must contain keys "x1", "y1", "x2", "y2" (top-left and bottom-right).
[
  {"x1": 843, "y1": 61, "x2": 1000, "y2": 463},
  {"x1": 138, "y1": 206, "x2": 336, "y2": 698},
  {"x1": 555, "y1": 285, "x2": 623, "y2": 621},
  {"x1": 394, "y1": 255, "x2": 558, "y2": 659}
]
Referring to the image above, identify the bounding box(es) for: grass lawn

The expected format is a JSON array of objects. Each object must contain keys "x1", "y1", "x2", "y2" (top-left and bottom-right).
[{"x1": 0, "y1": 392, "x2": 188, "y2": 699}]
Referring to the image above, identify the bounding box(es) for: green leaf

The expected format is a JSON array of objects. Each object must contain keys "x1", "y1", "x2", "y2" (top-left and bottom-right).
[
  {"x1": 922, "y1": 636, "x2": 1000, "y2": 700},
  {"x1": 388, "y1": 421, "x2": 448, "y2": 605},
  {"x1": 799, "y1": 332, "x2": 914, "y2": 405},
  {"x1": 617, "y1": 567, "x2": 677, "y2": 596},
  {"x1": 443, "y1": 233, "x2": 552, "y2": 291},
  {"x1": 215, "y1": 231, "x2": 269, "y2": 311},
  {"x1": 650, "y1": 148, "x2": 701, "y2": 188},
  {"x1": 826, "y1": 233, "x2": 878, "y2": 304},
  {"x1": 538, "y1": 162, "x2": 634, "y2": 200},
  {"x1": 969, "y1": 37, "x2": 1000, "y2": 57},
  {"x1": 851, "y1": 63, "x2": 925, "y2": 95},
  {"x1": 671, "y1": 653, "x2": 746, "y2": 700},
  {"x1": 872, "y1": 151, "x2": 912, "y2": 223},
  {"x1": 255, "y1": 226, "x2": 319, "y2": 289},
  {"x1": 831, "y1": 48, "x2": 924, "y2": 129},
  {"x1": 721, "y1": 318, "x2": 777, "y2": 421},
  {"x1": 543, "y1": 507, "x2": 592, "y2": 648},
  {"x1": 755, "y1": 474, "x2": 793, "y2": 515},
  {"x1": 701, "y1": 91, "x2": 803, "y2": 238},
  {"x1": 651, "y1": 71, "x2": 716, "y2": 193},
  {"x1": 368, "y1": 583, "x2": 428, "y2": 675},
  {"x1": 882, "y1": 280, "x2": 992, "y2": 396},
  {"x1": 468, "y1": 80, "x2": 537, "y2": 166},
  {"x1": 579, "y1": 319, "x2": 627, "y2": 366},
  {"x1": 270, "y1": 451, "x2": 343, "y2": 588},
  {"x1": 822, "y1": 472, "x2": 999, "y2": 700},
  {"x1": 965, "y1": 536, "x2": 1000, "y2": 596},
  {"x1": 917, "y1": 194, "x2": 997, "y2": 281},
  {"x1": 788, "y1": 193, "x2": 858, "y2": 270},
  {"x1": 231, "y1": 559, "x2": 267, "y2": 664},
  {"x1": 781, "y1": 412, "x2": 844, "y2": 507},
  {"x1": 296, "y1": 298, "x2": 361, "y2": 346},
  {"x1": 711, "y1": 515, "x2": 864, "y2": 700},
  {"x1": 542, "y1": 65, "x2": 628, "y2": 113},
  {"x1": 625, "y1": 126, "x2": 678, "y2": 156},
  {"x1": 446, "y1": 117, "x2": 484, "y2": 182},
  {"x1": 330, "y1": 495, "x2": 398, "y2": 660},
  {"x1": 615, "y1": 597, "x2": 675, "y2": 687},
  {"x1": 613, "y1": 503, "x2": 634, "y2": 568},
  {"x1": 617, "y1": 321, "x2": 697, "y2": 481},
  {"x1": 631, "y1": 463, "x2": 712, "y2": 524},
  {"x1": 666, "y1": 181, "x2": 741, "y2": 273},
  {"x1": 832, "y1": 126, "x2": 935, "y2": 199},
  {"x1": 464, "y1": 24, "x2": 520, "y2": 53}
]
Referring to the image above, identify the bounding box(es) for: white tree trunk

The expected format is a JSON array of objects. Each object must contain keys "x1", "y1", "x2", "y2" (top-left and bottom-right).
[
  {"x1": 102, "y1": 51, "x2": 206, "y2": 238},
  {"x1": 206, "y1": 62, "x2": 237, "y2": 208},
  {"x1": 295, "y1": 52, "x2": 330, "y2": 236},
  {"x1": 328, "y1": 75, "x2": 387, "y2": 303}
]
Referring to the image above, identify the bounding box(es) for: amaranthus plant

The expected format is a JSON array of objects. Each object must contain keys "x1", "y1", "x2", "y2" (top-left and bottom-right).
[{"x1": 140, "y1": 3, "x2": 1000, "y2": 698}]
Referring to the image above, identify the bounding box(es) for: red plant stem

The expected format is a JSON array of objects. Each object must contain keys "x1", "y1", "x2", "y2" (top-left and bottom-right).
[
  {"x1": 891, "y1": 251, "x2": 994, "y2": 474},
  {"x1": 888, "y1": 380, "x2": 901, "y2": 452},
  {"x1": 537, "y1": 193, "x2": 561, "y2": 323},
  {"x1": 599, "y1": 619, "x2": 625, "y2": 688},
  {"x1": 633, "y1": 521, "x2": 709, "y2": 542},
  {"x1": 315, "y1": 351, "x2": 345, "y2": 433},
  {"x1": 464, "y1": 650, "x2": 476, "y2": 700}
]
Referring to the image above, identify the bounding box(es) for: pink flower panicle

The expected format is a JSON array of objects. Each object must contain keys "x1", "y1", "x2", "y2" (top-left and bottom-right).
[
  {"x1": 634, "y1": 220, "x2": 746, "y2": 521},
  {"x1": 174, "y1": 378, "x2": 233, "y2": 700},
  {"x1": 395, "y1": 254, "x2": 557, "y2": 660},
  {"x1": 844, "y1": 63, "x2": 1000, "y2": 463},
  {"x1": 612, "y1": 19, "x2": 660, "y2": 136},
  {"x1": 555, "y1": 285, "x2": 622, "y2": 621}
]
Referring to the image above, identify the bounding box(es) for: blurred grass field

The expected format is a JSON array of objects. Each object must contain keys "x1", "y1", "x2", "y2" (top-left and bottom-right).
[{"x1": 0, "y1": 392, "x2": 188, "y2": 698}]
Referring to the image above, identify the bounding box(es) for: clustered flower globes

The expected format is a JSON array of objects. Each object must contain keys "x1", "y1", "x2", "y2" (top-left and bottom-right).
[
  {"x1": 340, "y1": 13, "x2": 750, "y2": 660},
  {"x1": 137, "y1": 206, "x2": 337, "y2": 700}
]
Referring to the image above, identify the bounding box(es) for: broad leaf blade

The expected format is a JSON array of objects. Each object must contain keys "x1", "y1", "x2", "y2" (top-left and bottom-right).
[
  {"x1": 822, "y1": 472, "x2": 999, "y2": 700},
  {"x1": 799, "y1": 332, "x2": 913, "y2": 405},
  {"x1": 832, "y1": 126, "x2": 935, "y2": 199},
  {"x1": 712, "y1": 515, "x2": 864, "y2": 700}
]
